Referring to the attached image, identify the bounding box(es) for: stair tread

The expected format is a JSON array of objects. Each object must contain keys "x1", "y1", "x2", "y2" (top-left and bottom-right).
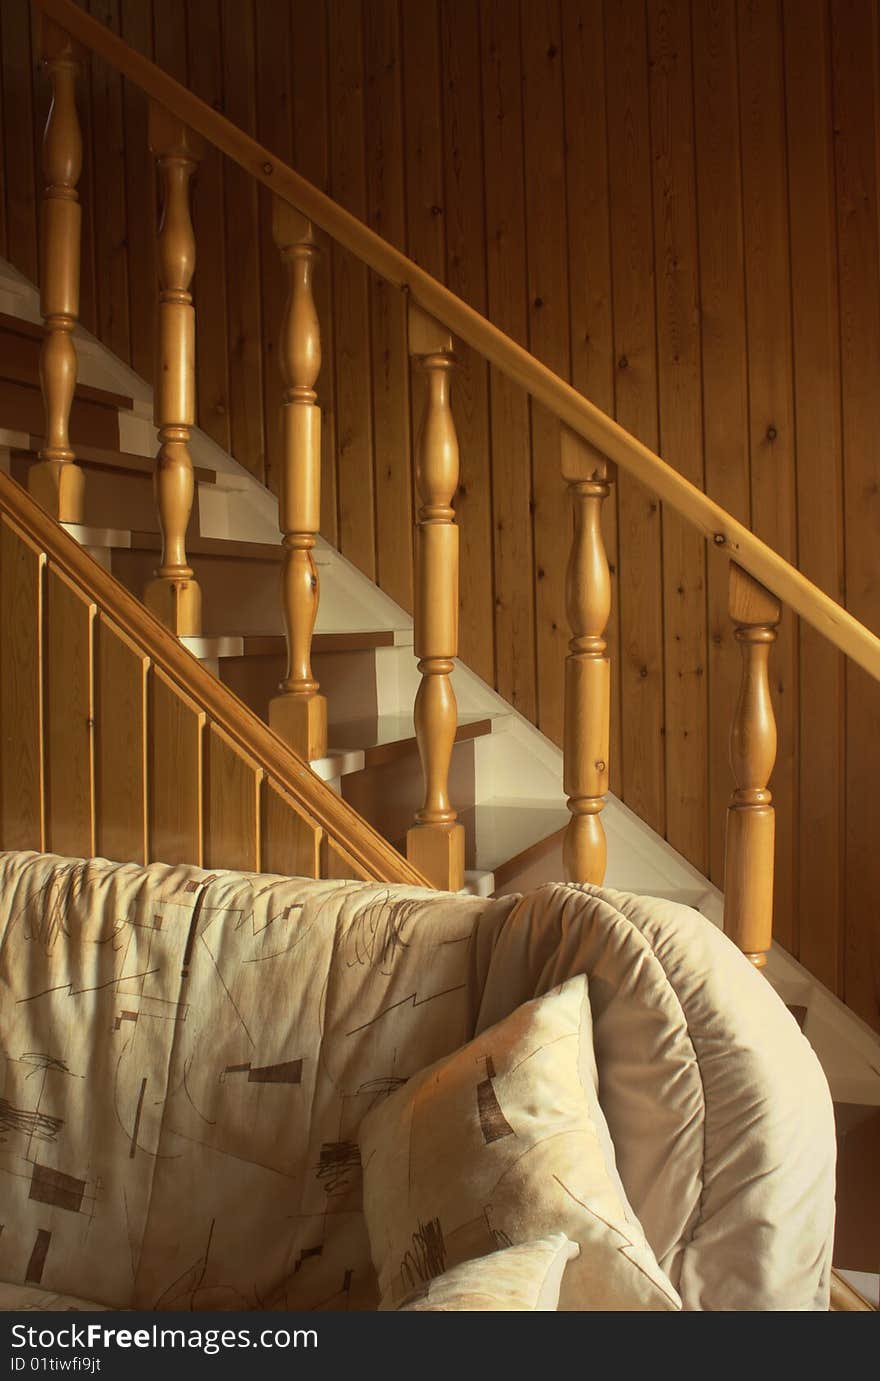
[
  {"x1": 128, "y1": 529, "x2": 282, "y2": 561},
  {"x1": 329, "y1": 712, "x2": 498, "y2": 767},
  {"x1": 0, "y1": 316, "x2": 134, "y2": 411},
  {"x1": 244, "y1": 629, "x2": 411, "y2": 654},
  {"x1": 458, "y1": 796, "x2": 570, "y2": 873},
  {"x1": 15, "y1": 439, "x2": 218, "y2": 486},
  {"x1": 182, "y1": 628, "x2": 411, "y2": 660}
]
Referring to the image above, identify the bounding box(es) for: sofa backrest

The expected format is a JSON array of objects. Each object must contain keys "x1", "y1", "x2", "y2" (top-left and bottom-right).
[
  {"x1": 0, "y1": 851, "x2": 836, "y2": 1312},
  {"x1": 0, "y1": 851, "x2": 514, "y2": 1310}
]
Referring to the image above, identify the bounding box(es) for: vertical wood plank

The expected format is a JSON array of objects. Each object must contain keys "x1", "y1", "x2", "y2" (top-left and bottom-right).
[
  {"x1": 0, "y1": 518, "x2": 44, "y2": 853},
  {"x1": 691, "y1": 0, "x2": 751, "y2": 889},
  {"x1": 737, "y1": 0, "x2": 799, "y2": 954},
  {"x1": 1, "y1": 0, "x2": 39, "y2": 281},
  {"x1": 440, "y1": 0, "x2": 495, "y2": 686},
  {"x1": 88, "y1": 0, "x2": 131, "y2": 364},
  {"x1": 605, "y1": 0, "x2": 665, "y2": 835},
  {"x1": 647, "y1": 0, "x2": 708, "y2": 871},
  {"x1": 151, "y1": 0, "x2": 188, "y2": 80},
  {"x1": 254, "y1": 0, "x2": 292, "y2": 493},
  {"x1": 187, "y1": 0, "x2": 231, "y2": 453},
  {"x1": 562, "y1": 0, "x2": 621, "y2": 795},
  {"x1": 401, "y1": 0, "x2": 445, "y2": 615},
  {"x1": 120, "y1": 0, "x2": 156, "y2": 383},
  {"x1": 401, "y1": 0, "x2": 446, "y2": 279},
  {"x1": 832, "y1": 0, "x2": 880, "y2": 1030},
  {"x1": 364, "y1": 0, "x2": 413, "y2": 611},
  {"x1": 261, "y1": 778, "x2": 321, "y2": 878},
  {"x1": 72, "y1": 0, "x2": 98, "y2": 336},
  {"x1": 784, "y1": 0, "x2": 845, "y2": 995},
  {"x1": 291, "y1": 0, "x2": 338, "y2": 546},
  {"x1": 328, "y1": 0, "x2": 376, "y2": 578},
  {"x1": 95, "y1": 614, "x2": 148, "y2": 864},
  {"x1": 0, "y1": 22, "x2": 7, "y2": 259},
  {"x1": 45, "y1": 565, "x2": 95, "y2": 859},
  {"x1": 204, "y1": 722, "x2": 261, "y2": 872},
  {"x1": 480, "y1": 0, "x2": 537, "y2": 723},
  {"x1": 521, "y1": 0, "x2": 570, "y2": 746},
  {"x1": 148, "y1": 666, "x2": 203, "y2": 866},
  {"x1": 222, "y1": 0, "x2": 264, "y2": 481}
]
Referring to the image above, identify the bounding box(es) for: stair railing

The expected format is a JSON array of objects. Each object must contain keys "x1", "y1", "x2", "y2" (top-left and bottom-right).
[{"x1": 24, "y1": 0, "x2": 880, "y2": 959}]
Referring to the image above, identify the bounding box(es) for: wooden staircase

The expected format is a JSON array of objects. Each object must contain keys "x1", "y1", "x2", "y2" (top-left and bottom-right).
[
  {"x1": 0, "y1": 304, "x2": 561, "y2": 894},
  {"x1": 2, "y1": 0, "x2": 880, "y2": 973}
]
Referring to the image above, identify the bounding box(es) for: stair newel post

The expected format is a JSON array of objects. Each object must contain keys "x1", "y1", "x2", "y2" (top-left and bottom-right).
[
  {"x1": 723, "y1": 561, "x2": 781, "y2": 968},
  {"x1": 28, "y1": 18, "x2": 85, "y2": 523},
  {"x1": 406, "y1": 304, "x2": 465, "y2": 892},
  {"x1": 268, "y1": 200, "x2": 327, "y2": 761},
  {"x1": 561, "y1": 428, "x2": 613, "y2": 884},
  {"x1": 144, "y1": 103, "x2": 205, "y2": 636}
]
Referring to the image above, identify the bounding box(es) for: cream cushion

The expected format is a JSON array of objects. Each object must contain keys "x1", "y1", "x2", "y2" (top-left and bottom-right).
[
  {"x1": 395, "y1": 1234, "x2": 579, "y2": 1311},
  {"x1": 473, "y1": 883, "x2": 837, "y2": 1310},
  {"x1": 359, "y1": 975, "x2": 681, "y2": 1312}
]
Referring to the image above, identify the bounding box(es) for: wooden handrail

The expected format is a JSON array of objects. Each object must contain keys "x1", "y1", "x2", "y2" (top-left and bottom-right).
[
  {"x1": 29, "y1": 0, "x2": 880, "y2": 683},
  {"x1": 0, "y1": 468, "x2": 427, "y2": 887}
]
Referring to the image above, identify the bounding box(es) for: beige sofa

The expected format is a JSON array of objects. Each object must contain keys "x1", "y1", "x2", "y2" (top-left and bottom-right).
[{"x1": 0, "y1": 850, "x2": 835, "y2": 1311}]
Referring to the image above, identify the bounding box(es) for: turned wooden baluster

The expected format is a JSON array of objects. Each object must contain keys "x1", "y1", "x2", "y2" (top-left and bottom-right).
[
  {"x1": 28, "y1": 18, "x2": 85, "y2": 523},
  {"x1": 268, "y1": 200, "x2": 327, "y2": 761},
  {"x1": 723, "y1": 562, "x2": 781, "y2": 968},
  {"x1": 406, "y1": 304, "x2": 464, "y2": 891},
  {"x1": 561, "y1": 428, "x2": 613, "y2": 884},
  {"x1": 144, "y1": 103, "x2": 205, "y2": 636}
]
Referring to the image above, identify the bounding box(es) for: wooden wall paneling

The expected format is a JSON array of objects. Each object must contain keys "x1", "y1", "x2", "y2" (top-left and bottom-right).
[
  {"x1": 479, "y1": 0, "x2": 536, "y2": 723},
  {"x1": 95, "y1": 612, "x2": 148, "y2": 863},
  {"x1": 261, "y1": 777, "x2": 321, "y2": 878},
  {"x1": 28, "y1": 1, "x2": 52, "y2": 304},
  {"x1": 0, "y1": 518, "x2": 44, "y2": 852},
  {"x1": 204, "y1": 721, "x2": 261, "y2": 872},
  {"x1": 148, "y1": 665, "x2": 203, "y2": 865},
  {"x1": 69, "y1": 0, "x2": 98, "y2": 336},
  {"x1": 150, "y1": 0, "x2": 187, "y2": 80},
  {"x1": 647, "y1": 0, "x2": 708, "y2": 871},
  {"x1": 328, "y1": 0, "x2": 376, "y2": 578},
  {"x1": 3, "y1": 0, "x2": 39, "y2": 284},
  {"x1": 291, "y1": 0, "x2": 338, "y2": 546},
  {"x1": 401, "y1": 0, "x2": 446, "y2": 281},
  {"x1": 604, "y1": 0, "x2": 665, "y2": 835},
  {"x1": 187, "y1": 0, "x2": 230, "y2": 454},
  {"x1": 691, "y1": 0, "x2": 751, "y2": 889},
  {"x1": 221, "y1": 0, "x2": 263, "y2": 482},
  {"x1": 120, "y1": 0, "x2": 156, "y2": 383},
  {"x1": 520, "y1": 0, "x2": 570, "y2": 747},
  {"x1": 401, "y1": 0, "x2": 446, "y2": 627},
  {"x1": 562, "y1": 0, "x2": 621, "y2": 796},
  {"x1": 322, "y1": 834, "x2": 371, "y2": 881},
  {"x1": 783, "y1": 0, "x2": 845, "y2": 995},
  {"x1": 832, "y1": 0, "x2": 880, "y2": 1030},
  {"x1": 440, "y1": 0, "x2": 495, "y2": 686},
  {"x1": 737, "y1": 0, "x2": 799, "y2": 953},
  {"x1": 0, "y1": 15, "x2": 7, "y2": 259},
  {"x1": 87, "y1": 0, "x2": 131, "y2": 364},
  {"x1": 253, "y1": 0, "x2": 292, "y2": 493},
  {"x1": 364, "y1": 0, "x2": 413, "y2": 612},
  {"x1": 220, "y1": 0, "x2": 263, "y2": 482},
  {"x1": 45, "y1": 563, "x2": 95, "y2": 858}
]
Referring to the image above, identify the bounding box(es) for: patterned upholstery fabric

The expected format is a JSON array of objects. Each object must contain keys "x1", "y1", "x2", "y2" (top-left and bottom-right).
[
  {"x1": 394, "y1": 1234, "x2": 579, "y2": 1311},
  {"x1": 0, "y1": 851, "x2": 836, "y2": 1312},
  {"x1": 360, "y1": 976, "x2": 680, "y2": 1310}
]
